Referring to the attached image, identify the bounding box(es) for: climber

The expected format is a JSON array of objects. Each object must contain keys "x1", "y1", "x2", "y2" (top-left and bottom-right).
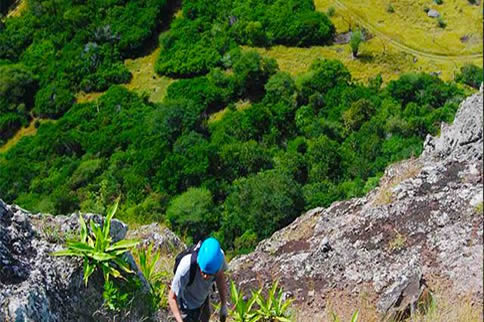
[{"x1": 168, "y1": 237, "x2": 229, "y2": 322}]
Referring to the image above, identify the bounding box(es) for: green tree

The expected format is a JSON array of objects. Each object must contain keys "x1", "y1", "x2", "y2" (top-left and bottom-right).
[
  {"x1": 221, "y1": 170, "x2": 304, "y2": 249},
  {"x1": 455, "y1": 64, "x2": 483, "y2": 89},
  {"x1": 233, "y1": 50, "x2": 278, "y2": 98},
  {"x1": 166, "y1": 187, "x2": 219, "y2": 242},
  {"x1": 350, "y1": 29, "x2": 363, "y2": 58}
]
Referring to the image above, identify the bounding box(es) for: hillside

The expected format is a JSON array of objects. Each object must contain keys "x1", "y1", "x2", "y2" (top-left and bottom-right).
[
  {"x1": 1, "y1": 89, "x2": 482, "y2": 321},
  {"x1": 230, "y1": 88, "x2": 483, "y2": 320}
]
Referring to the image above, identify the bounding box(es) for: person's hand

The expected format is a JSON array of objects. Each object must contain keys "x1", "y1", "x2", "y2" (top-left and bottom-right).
[{"x1": 220, "y1": 304, "x2": 228, "y2": 322}]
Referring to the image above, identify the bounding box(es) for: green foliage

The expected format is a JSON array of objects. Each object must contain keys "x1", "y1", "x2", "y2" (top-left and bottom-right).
[
  {"x1": 155, "y1": 0, "x2": 334, "y2": 77},
  {"x1": 350, "y1": 29, "x2": 364, "y2": 57},
  {"x1": 455, "y1": 64, "x2": 483, "y2": 89},
  {"x1": 387, "y1": 3, "x2": 395, "y2": 13},
  {"x1": 229, "y1": 281, "x2": 259, "y2": 322},
  {"x1": 327, "y1": 7, "x2": 336, "y2": 17},
  {"x1": 134, "y1": 244, "x2": 170, "y2": 310},
  {"x1": 166, "y1": 187, "x2": 219, "y2": 242},
  {"x1": 52, "y1": 200, "x2": 140, "y2": 285},
  {"x1": 434, "y1": 0, "x2": 443, "y2": 4},
  {"x1": 1, "y1": 50, "x2": 465, "y2": 257},
  {"x1": 229, "y1": 281, "x2": 293, "y2": 322},
  {"x1": 233, "y1": 50, "x2": 278, "y2": 98},
  {"x1": 0, "y1": 63, "x2": 37, "y2": 140},
  {"x1": 234, "y1": 230, "x2": 258, "y2": 254},
  {"x1": 254, "y1": 281, "x2": 293, "y2": 321},
  {"x1": 299, "y1": 59, "x2": 351, "y2": 104},
  {"x1": 437, "y1": 17, "x2": 446, "y2": 28},
  {"x1": 386, "y1": 72, "x2": 462, "y2": 109},
  {"x1": 221, "y1": 170, "x2": 304, "y2": 250},
  {"x1": 264, "y1": 72, "x2": 297, "y2": 105},
  {"x1": 343, "y1": 99, "x2": 376, "y2": 132},
  {"x1": 0, "y1": 0, "x2": 169, "y2": 123}
]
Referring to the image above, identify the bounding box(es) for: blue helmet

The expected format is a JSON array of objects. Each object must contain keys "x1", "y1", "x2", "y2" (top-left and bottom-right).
[{"x1": 197, "y1": 237, "x2": 223, "y2": 275}]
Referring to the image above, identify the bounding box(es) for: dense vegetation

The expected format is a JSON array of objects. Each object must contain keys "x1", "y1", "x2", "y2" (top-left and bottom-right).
[
  {"x1": 155, "y1": 0, "x2": 334, "y2": 77},
  {"x1": 0, "y1": 44, "x2": 464, "y2": 251},
  {"x1": 0, "y1": 0, "x2": 170, "y2": 140},
  {"x1": 455, "y1": 63, "x2": 483, "y2": 89}
]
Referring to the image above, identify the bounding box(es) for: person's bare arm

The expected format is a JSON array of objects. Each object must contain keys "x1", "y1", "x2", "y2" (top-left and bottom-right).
[
  {"x1": 215, "y1": 270, "x2": 228, "y2": 306},
  {"x1": 168, "y1": 289, "x2": 184, "y2": 322},
  {"x1": 215, "y1": 270, "x2": 228, "y2": 321}
]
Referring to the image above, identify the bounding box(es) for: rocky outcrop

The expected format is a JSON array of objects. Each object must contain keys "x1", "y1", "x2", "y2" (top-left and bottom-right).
[
  {"x1": 230, "y1": 90, "x2": 483, "y2": 320},
  {"x1": 0, "y1": 203, "x2": 182, "y2": 321}
]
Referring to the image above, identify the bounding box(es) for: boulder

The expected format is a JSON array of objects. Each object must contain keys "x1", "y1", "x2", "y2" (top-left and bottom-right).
[
  {"x1": 427, "y1": 9, "x2": 440, "y2": 18},
  {"x1": 0, "y1": 203, "x2": 154, "y2": 321}
]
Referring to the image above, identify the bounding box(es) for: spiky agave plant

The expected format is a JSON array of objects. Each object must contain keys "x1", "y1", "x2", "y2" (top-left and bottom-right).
[
  {"x1": 230, "y1": 280, "x2": 259, "y2": 322},
  {"x1": 254, "y1": 280, "x2": 293, "y2": 322},
  {"x1": 52, "y1": 199, "x2": 139, "y2": 285}
]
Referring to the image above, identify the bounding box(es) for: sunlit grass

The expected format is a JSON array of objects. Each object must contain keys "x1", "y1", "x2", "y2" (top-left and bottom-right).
[
  {"x1": 77, "y1": 47, "x2": 174, "y2": 104},
  {"x1": 248, "y1": 0, "x2": 483, "y2": 85},
  {"x1": 123, "y1": 47, "x2": 174, "y2": 104},
  {"x1": 0, "y1": 119, "x2": 53, "y2": 153},
  {"x1": 249, "y1": 40, "x2": 482, "y2": 85},
  {"x1": 6, "y1": 0, "x2": 26, "y2": 18},
  {"x1": 208, "y1": 99, "x2": 252, "y2": 124},
  {"x1": 314, "y1": 0, "x2": 483, "y2": 56}
]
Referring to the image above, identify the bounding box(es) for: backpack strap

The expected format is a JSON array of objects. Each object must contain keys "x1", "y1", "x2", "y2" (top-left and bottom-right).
[
  {"x1": 187, "y1": 251, "x2": 198, "y2": 287},
  {"x1": 187, "y1": 241, "x2": 202, "y2": 287}
]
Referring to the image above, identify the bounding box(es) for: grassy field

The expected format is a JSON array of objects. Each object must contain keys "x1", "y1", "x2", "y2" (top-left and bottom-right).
[
  {"x1": 321, "y1": 0, "x2": 483, "y2": 56},
  {"x1": 77, "y1": 47, "x2": 174, "y2": 104},
  {"x1": 249, "y1": 0, "x2": 482, "y2": 84}
]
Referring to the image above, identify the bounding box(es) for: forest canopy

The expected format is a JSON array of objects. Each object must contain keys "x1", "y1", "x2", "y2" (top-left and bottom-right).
[{"x1": 0, "y1": 52, "x2": 465, "y2": 251}]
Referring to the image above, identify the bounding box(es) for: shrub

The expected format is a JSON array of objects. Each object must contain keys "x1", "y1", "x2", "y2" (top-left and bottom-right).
[
  {"x1": 387, "y1": 3, "x2": 395, "y2": 13},
  {"x1": 34, "y1": 81, "x2": 75, "y2": 118},
  {"x1": 166, "y1": 187, "x2": 219, "y2": 242},
  {"x1": 134, "y1": 244, "x2": 170, "y2": 310},
  {"x1": 221, "y1": 170, "x2": 304, "y2": 249},
  {"x1": 455, "y1": 64, "x2": 483, "y2": 89},
  {"x1": 437, "y1": 17, "x2": 446, "y2": 28},
  {"x1": 350, "y1": 29, "x2": 364, "y2": 57},
  {"x1": 327, "y1": 7, "x2": 336, "y2": 17}
]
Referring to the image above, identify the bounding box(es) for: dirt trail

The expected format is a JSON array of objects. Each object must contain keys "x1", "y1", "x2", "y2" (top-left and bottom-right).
[{"x1": 331, "y1": 0, "x2": 483, "y2": 61}]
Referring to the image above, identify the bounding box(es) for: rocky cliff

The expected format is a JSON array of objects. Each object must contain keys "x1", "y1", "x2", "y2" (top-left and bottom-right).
[
  {"x1": 0, "y1": 204, "x2": 183, "y2": 321},
  {"x1": 229, "y1": 89, "x2": 483, "y2": 320}
]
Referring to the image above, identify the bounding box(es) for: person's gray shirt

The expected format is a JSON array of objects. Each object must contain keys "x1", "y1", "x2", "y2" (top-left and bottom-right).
[{"x1": 171, "y1": 253, "x2": 227, "y2": 310}]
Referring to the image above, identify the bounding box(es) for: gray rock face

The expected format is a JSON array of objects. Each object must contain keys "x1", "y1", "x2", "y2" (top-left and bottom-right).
[
  {"x1": 427, "y1": 9, "x2": 440, "y2": 18},
  {"x1": 0, "y1": 204, "x2": 157, "y2": 321},
  {"x1": 230, "y1": 91, "x2": 483, "y2": 319}
]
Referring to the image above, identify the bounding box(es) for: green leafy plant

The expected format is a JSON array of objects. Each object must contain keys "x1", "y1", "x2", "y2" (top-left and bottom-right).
[
  {"x1": 350, "y1": 29, "x2": 364, "y2": 58},
  {"x1": 52, "y1": 200, "x2": 139, "y2": 285},
  {"x1": 229, "y1": 281, "x2": 259, "y2": 322},
  {"x1": 327, "y1": 7, "x2": 336, "y2": 17},
  {"x1": 437, "y1": 17, "x2": 446, "y2": 28},
  {"x1": 254, "y1": 281, "x2": 293, "y2": 322},
  {"x1": 134, "y1": 244, "x2": 170, "y2": 309}
]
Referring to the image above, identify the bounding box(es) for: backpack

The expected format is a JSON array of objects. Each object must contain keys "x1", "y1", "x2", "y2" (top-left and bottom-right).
[{"x1": 173, "y1": 241, "x2": 202, "y2": 287}]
